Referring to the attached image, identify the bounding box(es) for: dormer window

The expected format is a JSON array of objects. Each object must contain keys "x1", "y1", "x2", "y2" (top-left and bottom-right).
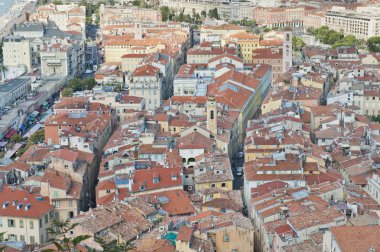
[{"x1": 153, "y1": 177, "x2": 160, "y2": 184}]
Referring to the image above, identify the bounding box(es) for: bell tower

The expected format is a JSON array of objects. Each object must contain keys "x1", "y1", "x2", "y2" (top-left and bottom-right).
[
  {"x1": 283, "y1": 30, "x2": 292, "y2": 73},
  {"x1": 207, "y1": 94, "x2": 217, "y2": 135}
]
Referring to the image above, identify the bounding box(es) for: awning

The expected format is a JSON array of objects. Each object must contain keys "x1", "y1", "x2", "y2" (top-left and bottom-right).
[
  {"x1": 23, "y1": 123, "x2": 42, "y2": 138},
  {"x1": 4, "y1": 143, "x2": 23, "y2": 158},
  {"x1": 4, "y1": 129, "x2": 17, "y2": 139}
]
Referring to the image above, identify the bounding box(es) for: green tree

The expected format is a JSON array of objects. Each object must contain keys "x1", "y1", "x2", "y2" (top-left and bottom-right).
[
  {"x1": 132, "y1": 0, "x2": 141, "y2": 6},
  {"x1": 0, "y1": 232, "x2": 5, "y2": 251},
  {"x1": 16, "y1": 129, "x2": 45, "y2": 157},
  {"x1": 28, "y1": 129, "x2": 45, "y2": 144},
  {"x1": 0, "y1": 64, "x2": 7, "y2": 80},
  {"x1": 67, "y1": 77, "x2": 96, "y2": 92},
  {"x1": 201, "y1": 10, "x2": 207, "y2": 17},
  {"x1": 263, "y1": 27, "x2": 271, "y2": 33},
  {"x1": 208, "y1": 8, "x2": 219, "y2": 19},
  {"x1": 292, "y1": 37, "x2": 305, "y2": 51},
  {"x1": 10, "y1": 134, "x2": 23, "y2": 143},
  {"x1": 61, "y1": 87, "x2": 73, "y2": 97},
  {"x1": 95, "y1": 238, "x2": 136, "y2": 252},
  {"x1": 0, "y1": 41, "x2": 3, "y2": 60},
  {"x1": 160, "y1": 6, "x2": 170, "y2": 21},
  {"x1": 325, "y1": 31, "x2": 341, "y2": 45},
  {"x1": 43, "y1": 219, "x2": 91, "y2": 252},
  {"x1": 116, "y1": 241, "x2": 136, "y2": 252},
  {"x1": 367, "y1": 36, "x2": 380, "y2": 52}
]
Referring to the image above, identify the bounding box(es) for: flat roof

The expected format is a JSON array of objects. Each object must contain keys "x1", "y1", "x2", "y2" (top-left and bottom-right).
[{"x1": 0, "y1": 78, "x2": 31, "y2": 94}]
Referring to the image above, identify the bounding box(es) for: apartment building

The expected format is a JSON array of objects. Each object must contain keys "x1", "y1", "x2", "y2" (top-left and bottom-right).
[
  {"x1": 100, "y1": 5, "x2": 162, "y2": 23},
  {"x1": 40, "y1": 170, "x2": 84, "y2": 221},
  {"x1": 224, "y1": 33, "x2": 260, "y2": 63},
  {"x1": 40, "y1": 38, "x2": 85, "y2": 78},
  {"x1": 0, "y1": 186, "x2": 54, "y2": 244},
  {"x1": 2, "y1": 35, "x2": 32, "y2": 72},
  {"x1": 354, "y1": 89, "x2": 380, "y2": 116},
  {"x1": 31, "y1": 3, "x2": 86, "y2": 38},
  {"x1": 121, "y1": 54, "x2": 147, "y2": 73},
  {"x1": 253, "y1": 6, "x2": 317, "y2": 28},
  {"x1": 366, "y1": 172, "x2": 380, "y2": 205},
  {"x1": 0, "y1": 78, "x2": 31, "y2": 109},
  {"x1": 12, "y1": 21, "x2": 83, "y2": 66},
  {"x1": 304, "y1": 12, "x2": 325, "y2": 30},
  {"x1": 325, "y1": 6, "x2": 380, "y2": 40},
  {"x1": 160, "y1": 0, "x2": 254, "y2": 20},
  {"x1": 200, "y1": 24, "x2": 246, "y2": 43},
  {"x1": 252, "y1": 48, "x2": 283, "y2": 80},
  {"x1": 127, "y1": 64, "x2": 163, "y2": 111},
  {"x1": 44, "y1": 111, "x2": 113, "y2": 153}
]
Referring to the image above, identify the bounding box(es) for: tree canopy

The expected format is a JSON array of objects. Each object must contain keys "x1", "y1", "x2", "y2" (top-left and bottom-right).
[
  {"x1": 67, "y1": 77, "x2": 96, "y2": 92},
  {"x1": 292, "y1": 37, "x2": 305, "y2": 51},
  {"x1": 61, "y1": 87, "x2": 74, "y2": 97},
  {"x1": 17, "y1": 129, "x2": 45, "y2": 157},
  {"x1": 368, "y1": 36, "x2": 380, "y2": 52},
  {"x1": 208, "y1": 8, "x2": 219, "y2": 19},
  {"x1": 308, "y1": 26, "x2": 360, "y2": 48}
]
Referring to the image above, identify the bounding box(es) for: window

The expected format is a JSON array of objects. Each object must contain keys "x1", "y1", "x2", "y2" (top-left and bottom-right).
[
  {"x1": 20, "y1": 235, "x2": 25, "y2": 241},
  {"x1": 221, "y1": 183, "x2": 226, "y2": 187},
  {"x1": 53, "y1": 191, "x2": 58, "y2": 198},
  {"x1": 30, "y1": 236, "x2": 35, "y2": 244},
  {"x1": 211, "y1": 184, "x2": 216, "y2": 188},
  {"x1": 19, "y1": 220, "x2": 24, "y2": 228},
  {"x1": 30, "y1": 220, "x2": 34, "y2": 229},
  {"x1": 223, "y1": 234, "x2": 229, "y2": 242},
  {"x1": 106, "y1": 189, "x2": 111, "y2": 193},
  {"x1": 69, "y1": 200, "x2": 73, "y2": 207},
  {"x1": 153, "y1": 177, "x2": 160, "y2": 184},
  {"x1": 210, "y1": 110, "x2": 214, "y2": 120},
  {"x1": 8, "y1": 234, "x2": 17, "y2": 241},
  {"x1": 7, "y1": 219, "x2": 15, "y2": 227},
  {"x1": 45, "y1": 214, "x2": 48, "y2": 224}
]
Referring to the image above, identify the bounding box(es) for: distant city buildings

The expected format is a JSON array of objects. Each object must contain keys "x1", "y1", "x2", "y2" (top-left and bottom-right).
[{"x1": 325, "y1": 6, "x2": 380, "y2": 40}]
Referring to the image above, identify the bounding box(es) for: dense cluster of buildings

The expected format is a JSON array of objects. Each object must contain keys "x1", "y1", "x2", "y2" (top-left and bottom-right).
[{"x1": 2, "y1": 0, "x2": 380, "y2": 251}]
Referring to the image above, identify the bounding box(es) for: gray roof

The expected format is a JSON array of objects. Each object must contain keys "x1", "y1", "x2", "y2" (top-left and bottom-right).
[
  {"x1": 0, "y1": 78, "x2": 31, "y2": 94},
  {"x1": 14, "y1": 22, "x2": 44, "y2": 32},
  {"x1": 13, "y1": 21, "x2": 82, "y2": 41}
]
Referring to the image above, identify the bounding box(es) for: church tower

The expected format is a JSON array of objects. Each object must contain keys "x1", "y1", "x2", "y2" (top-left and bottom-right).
[
  {"x1": 282, "y1": 30, "x2": 292, "y2": 73},
  {"x1": 134, "y1": 22, "x2": 143, "y2": 40},
  {"x1": 207, "y1": 94, "x2": 218, "y2": 135}
]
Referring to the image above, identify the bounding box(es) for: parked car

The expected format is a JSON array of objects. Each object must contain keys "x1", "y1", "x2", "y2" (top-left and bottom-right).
[{"x1": 236, "y1": 167, "x2": 243, "y2": 176}]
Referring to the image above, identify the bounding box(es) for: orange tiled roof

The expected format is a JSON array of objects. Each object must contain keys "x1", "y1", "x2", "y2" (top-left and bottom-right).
[{"x1": 0, "y1": 187, "x2": 53, "y2": 219}]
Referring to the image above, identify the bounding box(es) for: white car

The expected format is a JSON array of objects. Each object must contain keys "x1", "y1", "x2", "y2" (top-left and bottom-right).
[{"x1": 236, "y1": 167, "x2": 243, "y2": 176}]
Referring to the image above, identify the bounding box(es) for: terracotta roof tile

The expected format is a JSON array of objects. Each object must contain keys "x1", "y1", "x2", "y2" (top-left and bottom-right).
[
  {"x1": 331, "y1": 226, "x2": 380, "y2": 252},
  {"x1": 176, "y1": 226, "x2": 193, "y2": 242},
  {"x1": 0, "y1": 187, "x2": 53, "y2": 219}
]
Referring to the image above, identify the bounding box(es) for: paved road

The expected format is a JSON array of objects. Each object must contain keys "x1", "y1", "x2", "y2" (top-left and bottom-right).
[
  {"x1": 0, "y1": 2, "x2": 37, "y2": 39},
  {"x1": 232, "y1": 155, "x2": 244, "y2": 190}
]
